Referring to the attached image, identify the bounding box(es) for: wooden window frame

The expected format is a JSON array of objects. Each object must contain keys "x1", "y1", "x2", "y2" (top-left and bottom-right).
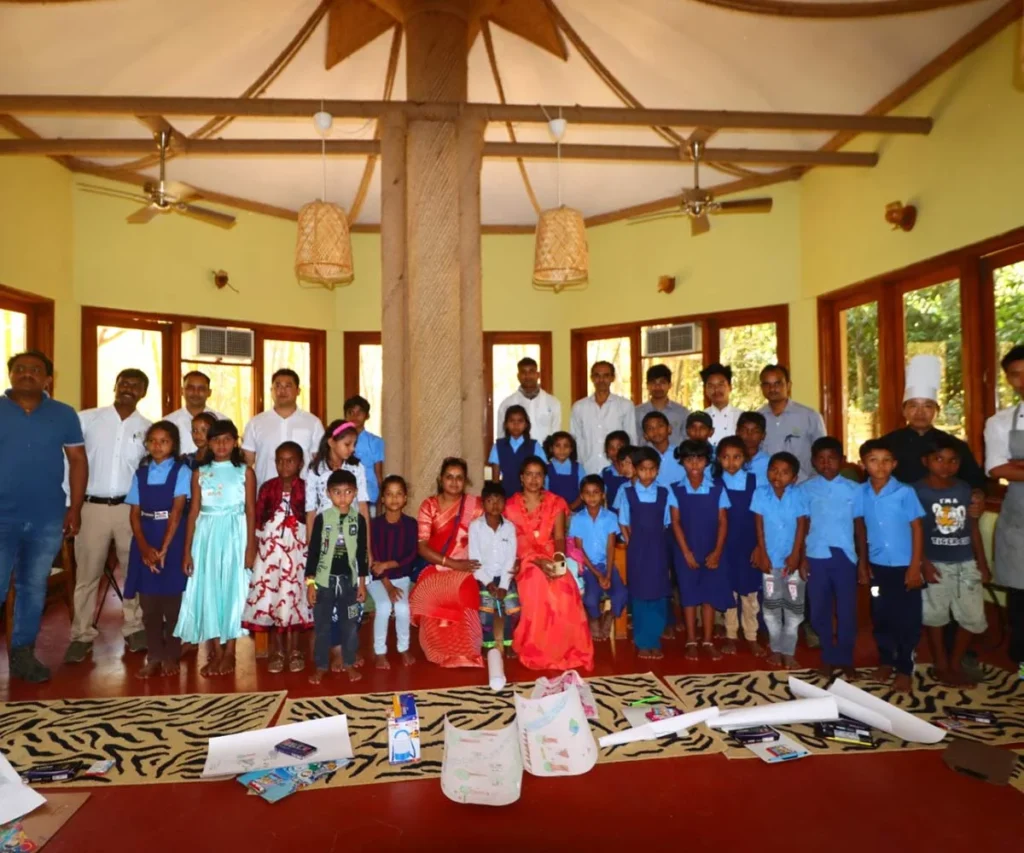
[
  {"x1": 818, "y1": 223, "x2": 1024, "y2": 469},
  {"x1": 81, "y1": 306, "x2": 327, "y2": 420},
  {"x1": 0, "y1": 282, "x2": 56, "y2": 386},
  {"x1": 570, "y1": 304, "x2": 790, "y2": 405},
  {"x1": 483, "y1": 331, "x2": 554, "y2": 449},
  {"x1": 343, "y1": 331, "x2": 381, "y2": 403}
]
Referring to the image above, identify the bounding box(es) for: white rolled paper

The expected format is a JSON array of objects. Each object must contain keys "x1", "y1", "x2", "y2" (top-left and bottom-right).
[
  {"x1": 708, "y1": 697, "x2": 839, "y2": 731},
  {"x1": 487, "y1": 647, "x2": 506, "y2": 692},
  {"x1": 828, "y1": 679, "x2": 946, "y2": 744},
  {"x1": 788, "y1": 676, "x2": 894, "y2": 733},
  {"x1": 599, "y1": 706, "x2": 720, "y2": 747}
]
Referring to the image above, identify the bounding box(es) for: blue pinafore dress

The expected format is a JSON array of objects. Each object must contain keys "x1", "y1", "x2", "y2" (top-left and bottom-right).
[
  {"x1": 722, "y1": 471, "x2": 762, "y2": 597},
  {"x1": 547, "y1": 459, "x2": 581, "y2": 508},
  {"x1": 672, "y1": 481, "x2": 734, "y2": 611},
  {"x1": 124, "y1": 461, "x2": 189, "y2": 599},
  {"x1": 495, "y1": 437, "x2": 539, "y2": 497}
]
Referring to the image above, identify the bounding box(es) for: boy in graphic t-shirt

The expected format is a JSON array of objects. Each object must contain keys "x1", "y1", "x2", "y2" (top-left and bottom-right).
[{"x1": 913, "y1": 434, "x2": 991, "y2": 686}]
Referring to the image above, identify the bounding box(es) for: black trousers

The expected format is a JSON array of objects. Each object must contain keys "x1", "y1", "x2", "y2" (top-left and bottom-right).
[
  {"x1": 1008, "y1": 588, "x2": 1024, "y2": 665},
  {"x1": 314, "y1": 574, "x2": 359, "y2": 671}
]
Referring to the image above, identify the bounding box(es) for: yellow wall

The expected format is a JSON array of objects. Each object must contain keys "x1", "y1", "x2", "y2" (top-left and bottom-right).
[{"x1": 0, "y1": 138, "x2": 77, "y2": 401}]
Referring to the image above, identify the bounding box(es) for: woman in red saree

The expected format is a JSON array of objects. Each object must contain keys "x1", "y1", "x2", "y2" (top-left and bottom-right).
[
  {"x1": 508, "y1": 456, "x2": 594, "y2": 671},
  {"x1": 409, "y1": 457, "x2": 484, "y2": 668}
]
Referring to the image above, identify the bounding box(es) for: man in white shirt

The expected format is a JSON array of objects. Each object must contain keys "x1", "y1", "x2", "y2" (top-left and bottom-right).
[
  {"x1": 702, "y1": 362, "x2": 742, "y2": 444},
  {"x1": 495, "y1": 357, "x2": 561, "y2": 445},
  {"x1": 242, "y1": 368, "x2": 325, "y2": 487},
  {"x1": 571, "y1": 361, "x2": 638, "y2": 475},
  {"x1": 65, "y1": 369, "x2": 151, "y2": 663},
  {"x1": 164, "y1": 370, "x2": 224, "y2": 455}
]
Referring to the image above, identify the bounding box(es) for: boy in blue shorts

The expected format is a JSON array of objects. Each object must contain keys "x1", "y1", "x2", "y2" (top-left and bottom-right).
[
  {"x1": 571, "y1": 475, "x2": 628, "y2": 640},
  {"x1": 860, "y1": 438, "x2": 926, "y2": 694}
]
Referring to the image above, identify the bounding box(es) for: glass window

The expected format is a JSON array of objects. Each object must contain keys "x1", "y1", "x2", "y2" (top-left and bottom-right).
[
  {"x1": 586, "y1": 337, "x2": 632, "y2": 400},
  {"x1": 640, "y1": 353, "x2": 704, "y2": 413},
  {"x1": 490, "y1": 342, "x2": 542, "y2": 438},
  {"x1": 358, "y1": 344, "x2": 383, "y2": 430},
  {"x1": 720, "y1": 322, "x2": 779, "y2": 412},
  {"x1": 0, "y1": 308, "x2": 28, "y2": 378},
  {"x1": 994, "y1": 260, "x2": 1024, "y2": 410},
  {"x1": 97, "y1": 325, "x2": 163, "y2": 423},
  {"x1": 902, "y1": 279, "x2": 964, "y2": 438},
  {"x1": 839, "y1": 303, "x2": 879, "y2": 456},
  {"x1": 264, "y1": 340, "x2": 311, "y2": 411},
  {"x1": 182, "y1": 361, "x2": 253, "y2": 431}
]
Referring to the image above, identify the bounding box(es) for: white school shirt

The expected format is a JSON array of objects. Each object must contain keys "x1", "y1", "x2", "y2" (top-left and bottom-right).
[
  {"x1": 570, "y1": 393, "x2": 638, "y2": 475},
  {"x1": 467, "y1": 515, "x2": 517, "y2": 589},
  {"x1": 78, "y1": 406, "x2": 151, "y2": 498},
  {"x1": 704, "y1": 403, "x2": 743, "y2": 444},
  {"x1": 304, "y1": 460, "x2": 370, "y2": 516},
  {"x1": 496, "y1": 388, "x2": 562, "y2": 445},
  {"x1": 164, "y1": 406, "x2": 225, "y2": 455},
  {"x1": 242, "y1": 407, "x2": 325, "y2": 487},
  {"x1": 983, "y1": 403, "x2": 1024, "y2": 475}
]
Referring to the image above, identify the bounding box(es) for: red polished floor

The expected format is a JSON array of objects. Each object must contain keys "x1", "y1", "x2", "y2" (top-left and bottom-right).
[{"x1": 2, "y1": 590, "x2": 1022, "y2": 853}]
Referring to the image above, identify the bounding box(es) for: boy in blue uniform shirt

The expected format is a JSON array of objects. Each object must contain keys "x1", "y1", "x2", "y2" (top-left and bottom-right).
[
  {"x1": 571, "y1": 475, "x2": 628, "y2": 640},
  {"x1": 737, "y1": 411, "x2": 770, "y2": 487},
  {"x1": 345, "y1": 396, "x2": 385, "y2": 514},
  {"x1": 642, "y1": 411, "x2": 685, "y2": 488},
  {"x1": 752, "y1": 451, "x2": 809, "y2": 669},
  {"x1": 801, "y1": 437, "x2": 867, "y2": 679},
  {"x1": 860, "y1": 438, "x2": 926, "y2": 694}
]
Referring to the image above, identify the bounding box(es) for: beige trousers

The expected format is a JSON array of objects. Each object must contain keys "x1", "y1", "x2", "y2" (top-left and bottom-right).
[
  {"x1": 724, "y1": 591, "x2": 760, "y2": 641},
  {"x1": 71, "y1": 502, "x2": 143, "y2": 642}
]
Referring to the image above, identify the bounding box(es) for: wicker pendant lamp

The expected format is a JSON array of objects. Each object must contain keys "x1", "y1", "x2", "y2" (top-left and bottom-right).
[
  {"x1": 533, "y1": 116, "x2": 588, "y2": 292},
  {"x1": 295, "y1": 110, "x2": 354, "y2": 288}
]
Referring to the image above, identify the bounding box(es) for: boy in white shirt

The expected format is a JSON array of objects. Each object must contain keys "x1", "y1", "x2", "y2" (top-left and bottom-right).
[{"x1": 468, "y1": 482, "x2": 519, "y2": 655}]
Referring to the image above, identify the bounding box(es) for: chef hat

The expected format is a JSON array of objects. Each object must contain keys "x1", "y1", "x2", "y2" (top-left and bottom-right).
[{"x1": 903, "y1": 354, "x2": 941, "y2": 404}]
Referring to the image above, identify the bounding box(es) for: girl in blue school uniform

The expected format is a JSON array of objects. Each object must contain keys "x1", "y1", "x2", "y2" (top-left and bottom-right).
[
  {"x1": 125, "y1": 420, "x2": 192, "y2": 679},
  {"x1": 543, "y1": 430, "x2": 584, "y2": 512},
  {"x1": 670, "y1": 440, "x2": 732, "y2": 661},
  {"x1": 488, "y1": 405, "x2": 545, "y2": 497},
  {"x1": 613, "y1": 447, "x2": 675, "y2": 659},
  {"x1": 715, "y1": 437, "x2": 765, "y2": 657},
  {"x1": 600, "y1": 430, "x2": 631, "y2": 509}
]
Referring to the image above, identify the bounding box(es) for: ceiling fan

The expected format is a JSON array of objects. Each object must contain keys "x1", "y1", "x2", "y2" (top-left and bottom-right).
[
  {"x1": 628, "y1": 140, "x2": 772, "y2": 236},
  {"x1": 78, "y1": 130, "x2": 236, "y2": 229}
]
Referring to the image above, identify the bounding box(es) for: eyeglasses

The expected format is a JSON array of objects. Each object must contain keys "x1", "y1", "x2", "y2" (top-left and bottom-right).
[{"x1": 10, "y1": 364, "x2": 45, "y2": 376}]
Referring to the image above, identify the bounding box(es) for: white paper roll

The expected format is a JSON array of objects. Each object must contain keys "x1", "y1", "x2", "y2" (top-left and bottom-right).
[
  {"x1": 788, "y1": 676, "x2": 894, "y2": 733},
  {"x1": 487, "y1": 647, "x2": 506, "y2": 691},
  {"x1": 828, "y1": 679, "x2": 946, "y2": 744},
  {"x1": 599, "y1": 706, "x2": 720, "y2": 747},
  {"x1": 708, "y1": 697, "x2": 839, "y2": 731}
]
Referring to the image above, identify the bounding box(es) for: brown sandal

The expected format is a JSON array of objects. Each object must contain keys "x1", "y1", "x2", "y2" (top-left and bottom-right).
[
  {"x1": 701, "y1": 641, "x2": 722, "y2": 661},
  {"x1": 288, "y1": 650, "x2": 305, "y2": 673},
  {"x1": 267, "y1": 651, "x2": 285, "y2": 674}
]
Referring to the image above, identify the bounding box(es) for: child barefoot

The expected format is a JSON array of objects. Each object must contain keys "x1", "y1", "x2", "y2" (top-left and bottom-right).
[
  {"x1": 368, "y1": 476, "x2": 419, "y2": 669},
  {"x1": 544, "y1": 431, "x2": 584, "y2": 513},
  {"x1": 175, "y1": 419, "x2": 256, "y2": 676},
  {"x1": 752, "y1": 452, "x2": 809, "y2": 670},
  {"x1": 489, "y1": 406, "x2": 544, "y2": 496},
  {"x1": 468, "y1": 482, "x2": 519, "y2": 656},
  {"x1": 241, "y1": 442, "x2": 312, "y2": 673},
  {"x1": 571, "y1": 475, "x2": 627, "y2": 640},
  {"x1": 306, "y1": 470, "x2": 368, "y2": 684},
  {"x1": 125, "y1": 421, "x2": 191, "y2": 678}
]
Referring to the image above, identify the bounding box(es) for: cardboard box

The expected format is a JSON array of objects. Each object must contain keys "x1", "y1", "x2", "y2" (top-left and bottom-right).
[{"x1": 388, "y1": 693, "x2": 421, "y2": 766}]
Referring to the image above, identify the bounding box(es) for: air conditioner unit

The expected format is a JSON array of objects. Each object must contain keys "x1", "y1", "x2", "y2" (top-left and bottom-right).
[
  {"x1": 182, "y1": 325, "x2": 255, "y2": 364},
  {"x1": 644, "y1": 322, "x2": 702, "y2": 357}
]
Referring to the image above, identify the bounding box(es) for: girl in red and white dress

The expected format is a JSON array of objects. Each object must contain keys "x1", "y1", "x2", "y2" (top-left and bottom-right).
[{"x1": 241, "y1": 441, "x2": 311, "y2": 672}]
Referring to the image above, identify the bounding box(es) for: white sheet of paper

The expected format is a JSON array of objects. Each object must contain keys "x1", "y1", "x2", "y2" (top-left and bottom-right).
[
  {"x1": 201, "y1": 713, "x2": 354, "y2": 778},
  {"x1": 0, "y1": 751, "x2": 46, "y2": 825},
  {"x1": 529, "y1": 671, "x2": 599, "y2": 720},
  {"x1": 514, "y1": 685, "x2": 597, "y2": 776},
  {"x1": 788, "y1": 676, "x2": 894, "y2": 733},
  {"x1": 599, "y1": 706, "x2": 720, "y2": 747},
  {"x1": 709, "y1": 697, "x2": 839, "y2": 731},
  {"x1": 441, "y1": 717, "x2": 523, "y2": 806},
  {"x1": 828, "y1": 678, "x2": 946, "y2": 744}
]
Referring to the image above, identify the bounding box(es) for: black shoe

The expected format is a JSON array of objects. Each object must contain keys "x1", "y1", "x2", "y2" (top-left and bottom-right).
[
  {"x1": 64, "y1": 640, "x2": 93, "y2": 664},
  {"x1": 126, "y1": 630, "x2": 148, "y2": 653},
  {"x1": 10, "y1": 646, "x2": 51, "y2": 683}
]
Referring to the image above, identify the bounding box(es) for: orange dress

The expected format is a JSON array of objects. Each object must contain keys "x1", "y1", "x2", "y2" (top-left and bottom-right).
[
  {"x1": 408, "y1": 494, "x2": 484, "y2": 668},
  {"x1": 506, "y1": 491, "x2": 594, "y2": 671}
]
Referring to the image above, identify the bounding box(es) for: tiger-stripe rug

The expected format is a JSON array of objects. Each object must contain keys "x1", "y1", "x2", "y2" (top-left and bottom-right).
[
  {"x1": 0, "y1": 691, "x2": 287, "y2": 786},
  {"x1": 665, "y1": 665, "x2": 1024, "y2": 759},
  {"x1": 280, "y1": 671, "x2": 725, "y2": 789}
]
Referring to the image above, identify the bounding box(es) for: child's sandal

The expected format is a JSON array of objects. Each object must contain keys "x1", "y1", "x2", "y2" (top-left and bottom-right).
[
  {"x1": 267, "y1": 651, "x2": 285, "y2": 674},
  {"x1": 684, "y1": 642, "x2": 699, "y2": 661},
  {"x1": 701, "y1": 641, "x2": 722, "y2": 661},
  {"x1": 288, "y1": 650, "x2": 305, "y2": 673}
]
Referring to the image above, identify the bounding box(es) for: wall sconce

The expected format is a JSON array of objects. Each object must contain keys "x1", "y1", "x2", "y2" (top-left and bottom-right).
[
  {"x1": 885, "y1": 201, "x2": 917, "y2": 232},
  {"x1": 658, "y1": 275, "x2": 676, "y2": 295}
]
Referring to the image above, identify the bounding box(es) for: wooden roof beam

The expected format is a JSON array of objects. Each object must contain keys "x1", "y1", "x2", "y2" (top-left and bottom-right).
[
  {"x1": 0, "y1": 95, "x2": 932, "y2": 134},
  {"x1": 0, "y1": 137, "x2": 879, "y2": 166}
]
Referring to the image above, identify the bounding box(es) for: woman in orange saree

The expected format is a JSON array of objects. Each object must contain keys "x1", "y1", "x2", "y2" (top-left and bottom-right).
[
  {"x1": 508, "y1": 456, "x2": 594, "y2": 671},
  {"x1": 409, "y1": 457, "x2": 484, "y2": 668}
]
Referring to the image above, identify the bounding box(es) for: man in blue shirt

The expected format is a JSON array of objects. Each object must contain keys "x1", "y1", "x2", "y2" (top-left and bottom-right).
[
  {"x1": 0, "y1": 351, "x2": 87, "y2": 682},
  {"x1": 758, "y1": 364, "x2": 826, "y2": 485},
  {"x1": 860, "y1": 437, "x2": 926, "y2": 694}
]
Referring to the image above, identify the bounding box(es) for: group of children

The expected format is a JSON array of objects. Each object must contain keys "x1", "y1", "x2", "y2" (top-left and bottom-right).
[{"x1": 122, "y1": 390, "x2": 989, "y2": 694}]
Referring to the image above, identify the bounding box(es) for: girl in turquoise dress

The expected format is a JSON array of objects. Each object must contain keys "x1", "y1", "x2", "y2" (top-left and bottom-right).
[{"x1": 175, "y1": 419, "x2": 256, "y2": 676}]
